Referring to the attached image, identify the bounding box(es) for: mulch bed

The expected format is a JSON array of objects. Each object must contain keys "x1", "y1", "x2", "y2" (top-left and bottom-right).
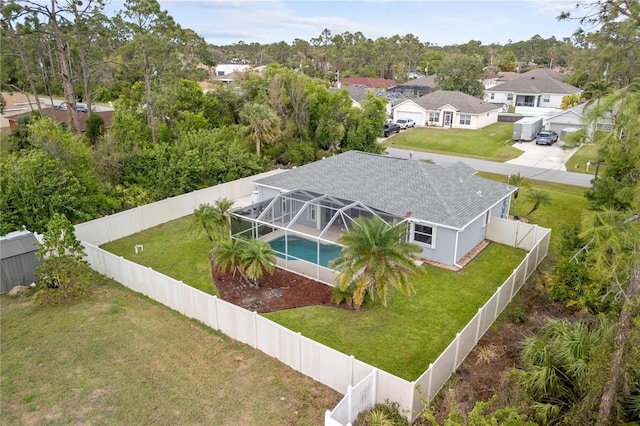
[{"x1": 211, "y1": 262, "x2": 338, "y2": 313}]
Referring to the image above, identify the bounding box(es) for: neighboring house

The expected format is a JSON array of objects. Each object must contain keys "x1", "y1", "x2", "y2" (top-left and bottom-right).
[
  {"x1": 386, "y1": 75, "x2": 437, "y2": 98},
  {"x1": 545, "y1": 103, "x2": 614, "y2": 142},
  {"x1": 5, "y1": 107, "x2": 114, "y2": 134},
  {"x1": 393, "y1": 90, "x2": 503, "y2": 129},
  {"x1": 0, "y1": 230, "x2": 42, "y2": 293},
  {"x1": 331, "y1": 85, "x2": 403, "y2": 117},
  {"x1": 232, "y1": 151, "x2": 515, "y2": 277},
  {"x1": 484, "y1": 68, "x2": 580, "y2": 114},
  {"x1": 0, "y1": 91, "x2": 46, "y2": 128},
  {"x1": 338, "y1": 77, "x2": 397, "y2": 90},
  {"x1": 214, "y1": 63, "x2": 251, "y2": 76}
]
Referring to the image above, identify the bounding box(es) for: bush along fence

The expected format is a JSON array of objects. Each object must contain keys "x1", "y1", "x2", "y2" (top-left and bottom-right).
[{"x1": 74, "y1": 176, "x2": 550, "y2": 425}]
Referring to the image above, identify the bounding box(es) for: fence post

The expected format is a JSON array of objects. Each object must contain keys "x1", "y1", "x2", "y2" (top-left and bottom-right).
[
  {"x1": 494, "y1": 286, "x2": 501, "y2": 319},
  {"x1": 426, "y1": 363, "x2": 433, "y2": 402},
  {"x1": 510, "y1": 269, "x2": 517, "y2": 298},
  {"x1": 253, "y1": 311, "x2": 258, "y2": 349},
  {"x1": 346, "y1": 384, "x2": 353, "y2": 424},
  {"x1": 213, "y1": 296, "x2": 220, "y2": 331},
  {"x1": 297, "y1": 332, "x2": 303, "y2": 373},
  {"x1": 349, "y1": 355, "x2": 355, "y2": 386},
  {"x1": 475, "y1": 307, "x2": 483, "y2": 342},
  {"x1": 453, "y1": 333, "x2": 461, "y2": 369}
]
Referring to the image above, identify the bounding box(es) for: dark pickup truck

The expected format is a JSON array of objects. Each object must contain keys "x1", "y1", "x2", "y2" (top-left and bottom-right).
[{"x1": 383, "y1": 122, "x2": 401, "y2": 137}]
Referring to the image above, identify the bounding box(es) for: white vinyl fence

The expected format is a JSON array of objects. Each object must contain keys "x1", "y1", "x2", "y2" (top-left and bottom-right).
[
  {"x1": 73, "y1": 175, "x2": 550, "y2": 426},
  {"x1": 75, "y1": 170, "x2": 284, "y2": 246},
  {"x1": 326, "y1": 221, "x2": 551, "y2": 425}
]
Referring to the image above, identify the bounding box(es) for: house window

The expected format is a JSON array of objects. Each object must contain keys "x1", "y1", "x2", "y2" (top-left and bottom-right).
[
  {"x1": 459, "y1": 114, "x2": 471, "y2": 125},
  {"x1": 506, "y1": 93, "x2": 514, "y2": 101},
  {"x1": 281, "y1": 198, "x2": 290, "y2": 214},
  {"x1": 308, "y1": 204, "x2": 316, "y2": 221},
  {"x1": 542, "y1": 94, "x2": 550, "y2": 103},
  {"x1": 428, "y1": 112, "x2": 440, "y2": 123},
  {"x1": 596, "y1": 123, "x2": 613, "y2": 132},
  {"x1": 490, "y1": 93, "x2": 495, "y2": 100},
  {"x1": 483, "y1": 211, "x2": 491, "y2": 227},
  {"x1": 413, "y1": 224, "x2": 434, "y2": 247}
]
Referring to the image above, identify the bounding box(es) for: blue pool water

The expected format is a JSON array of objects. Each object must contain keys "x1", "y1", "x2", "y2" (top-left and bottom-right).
[{"x1": 269, "y1": 235, "x2": 342, "y2": 268}]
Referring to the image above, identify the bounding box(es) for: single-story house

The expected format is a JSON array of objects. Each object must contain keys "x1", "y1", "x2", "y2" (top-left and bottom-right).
[
  {"x1": 338, "y1": 77, "x2": 397, "y2": 90},
  {"x1": 545, "y1": 103, "x2": 614, "y2": 142},
  {"x1": 484, "y1": 68, "x2": 580, "y2": 113},
  {"x1": 329, "y1": 85, "x2": 400, "y2": 117},
  {"x1": 6, "y1": 107, "x2": 114, "y2": 134},
  {"x1": 393, "y1": 90, "x2": 503, "y2": 129},
  {"x1": 386, "y1": 75, "x2": 437, "y2": 98},
  {"x1": 0, "y1": 230, "x2": 42, "y2": 293},
  {"x1": 232, "y1": 151, "x2": 515, "y2": 281}
]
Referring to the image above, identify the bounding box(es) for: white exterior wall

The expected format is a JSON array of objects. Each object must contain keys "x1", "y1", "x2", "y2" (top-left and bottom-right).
[
  {"x1": 545, "y1": 111, "x2": 583, "y2": 130},
  {"x1": 485, "y1": 91, "x2": 511, "y2": 105},
  {"x1": 541, "y1": 93, "x2": 567, "y2": 109},
  {"x1": 392, "y1": 101, "x2": 426, "y2": 126}
]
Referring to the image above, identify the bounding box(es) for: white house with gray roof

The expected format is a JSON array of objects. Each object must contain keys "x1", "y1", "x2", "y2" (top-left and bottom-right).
[
  {"x1": 484, "y1": 69, "x2": 581, "y2": 115},
  {"x1": 232, "y1": 151, "x2": 515, "y2": 279},
  {"x1": 392, "y1": 90, "x2": 503, "y2": 129}
]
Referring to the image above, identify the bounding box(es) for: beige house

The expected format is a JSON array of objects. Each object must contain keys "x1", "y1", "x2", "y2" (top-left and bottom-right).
[{"x1": 393, "y1": 90, "x2": 502, "y2": 129}]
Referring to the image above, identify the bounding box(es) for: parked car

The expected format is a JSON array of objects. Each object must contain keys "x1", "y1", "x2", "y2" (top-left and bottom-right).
[
  {"x1": 56, "y1": 103, "x2": 88, "y2": 113},
  {"x1": 395, "y1": 118, "x2": 416, "y2": 129},
  {"x1": 383, "y1": 122, "x2": 401, "y2": 137},
  {"x1": 535, "y1": 130, "x2": 559, "y2": 145}
]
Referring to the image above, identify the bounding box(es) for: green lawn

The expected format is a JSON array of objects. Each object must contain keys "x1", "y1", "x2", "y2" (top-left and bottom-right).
[
  {"x1": 476, "y1": 172, "x2": 590, "y2": 254},
  {"x1": 101, "y1": 175, "x2": 589, "y2": 381},
  {"x1": 265, "y1": 243, "x2": 525, "y2": 380},
  {"x1": 101, "y1": 216, "x2": 216, "y2": 295},
  {"x1": 104, "y1": 218, "x2": 526, "y2": 381},
  {"x1": 564, "y1": 143, "x2": 602, "y2": 175},
  {"x1": 383, "y1": 122, "x2": 523, "y2": 162},
  {"x1": 0, "y1": 278, "x2": 340, "y2": 425}
]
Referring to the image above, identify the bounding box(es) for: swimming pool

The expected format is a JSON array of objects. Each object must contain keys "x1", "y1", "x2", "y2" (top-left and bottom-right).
[{"x1": 268, "y1": 235, "x2": 342, "y2": 268}]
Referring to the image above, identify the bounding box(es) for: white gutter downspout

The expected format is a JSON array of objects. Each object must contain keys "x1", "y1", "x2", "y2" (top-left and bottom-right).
[{"x1": 453, "y1": 229, "x2": 463, "y2": 269}]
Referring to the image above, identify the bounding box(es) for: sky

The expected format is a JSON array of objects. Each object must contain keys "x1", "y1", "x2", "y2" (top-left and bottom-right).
[{"x1": 141, "y1": 0, "x2": 590, "y2": 47}]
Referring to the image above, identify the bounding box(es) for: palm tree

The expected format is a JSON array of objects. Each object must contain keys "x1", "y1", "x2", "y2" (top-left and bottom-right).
[
  {"x1": 210, "y1": 238, "x2": 245, "y2": 278},
  {"x1": 191, "y1": 198, "x2": 235, "y2": 244},
  {"x1": 524, "y1": 189, "x2": 551, "y2": 216},
  {"x1": 191, "y1": 203, "x2": 216, "y2": 242},
  {"x1": 513, "y1": 318, "x2": 608, "y2": 425},
  {"x1": 509, "y1": 173, "x2": 526, "y2": 219},
  {"x1": 239, "y1": 103, "x2": 281, "y2": 156},
  {"x1": 329, "y1": 216, "x2": 422, "y2": 308},
  {"x1": 210, "y1": 198, "x2": 235, "y2": 241},
  {"x1": 579, "y1": 209, "x2": 640, "y2": 424},
  {"x1": 241, "y1": 238, "x2": 276, "y2": 288},
  {"x1": 581, "y1": 78, "x2": 616, "y2": 106}
]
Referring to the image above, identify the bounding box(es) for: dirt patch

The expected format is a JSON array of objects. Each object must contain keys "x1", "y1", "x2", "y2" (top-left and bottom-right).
[
  {"x1": 423, "y1": 281, "x2": 575, "y2": 423},
  {"x1": 211, "y1": 263, "x2": 338, "y2": 313}
]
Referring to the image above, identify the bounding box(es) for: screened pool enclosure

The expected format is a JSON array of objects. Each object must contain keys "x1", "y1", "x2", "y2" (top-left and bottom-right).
[{"x1": 232, "y1": 189, "x2": 406, "y2": 284}]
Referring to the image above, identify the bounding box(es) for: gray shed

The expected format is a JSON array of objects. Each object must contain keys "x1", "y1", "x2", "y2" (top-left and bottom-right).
[{"x1": 0, "y1": 230, "x2": 42, "y2": 293}]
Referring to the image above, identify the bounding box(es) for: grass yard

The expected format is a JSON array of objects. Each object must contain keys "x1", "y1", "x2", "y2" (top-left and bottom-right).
[
  {"x1": 0, "y1": 277, "x2": 340, "y2": 425},
  {"x1": 476, "y1": 172, "x2": 591, "y2": 254},
  {"x1": 265, "y1": 243, "x2": 525, "y2": 381},
  {"x1": 101, "y1": 216, "x2": 216, "y2": 295},
  {"x1": 383, "y1": 122, "x2": 523, "y2": 162},
  {"x1": 104, "y1": 221, "x2": 525, "y2": 381},
  {"x1": 101, "y1": 176, "x2": 589, "y2": 381},
  {"x1": 564, "y1": 143, "x2": 602, "y2": 175}
]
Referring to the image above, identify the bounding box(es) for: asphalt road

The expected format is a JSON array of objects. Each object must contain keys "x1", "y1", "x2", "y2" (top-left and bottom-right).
[{"x1": 384, "y1": 147, "x2": 594, "y2": 188}]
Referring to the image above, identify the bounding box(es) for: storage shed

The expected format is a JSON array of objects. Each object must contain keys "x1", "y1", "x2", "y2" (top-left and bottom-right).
[{"x1": 0, "y1": 230, "x2": 42, "y2": 293}]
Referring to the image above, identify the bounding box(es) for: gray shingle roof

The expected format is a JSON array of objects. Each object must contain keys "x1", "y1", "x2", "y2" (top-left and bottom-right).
[
  {"x1": 487, "y1": 72, "x2": 581, "y2": 95},
  {"x1": 410, "y1": 90, "x2": 502, "y2": 114},
  {"x1": 255, "y1": 151, "x2": 515, "y2": 229},
  {"x1": 0, "y1": 233, "x2": 39, "y2": 260}
]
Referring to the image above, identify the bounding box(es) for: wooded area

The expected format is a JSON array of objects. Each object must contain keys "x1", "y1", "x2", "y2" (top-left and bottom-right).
[{"x1": 1, "y1": 0, "x2": 638, "y2": 424}]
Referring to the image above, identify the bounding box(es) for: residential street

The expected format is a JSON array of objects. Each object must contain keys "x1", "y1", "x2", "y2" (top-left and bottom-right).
[{"x1": 385, "y1": 147, "x2": 594, "y2": 188}]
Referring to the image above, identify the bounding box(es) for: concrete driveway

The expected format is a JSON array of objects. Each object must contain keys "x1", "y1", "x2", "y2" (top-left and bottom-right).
[{"x1": 506, "y1": 141, "x2": 579, "y2": 171}]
